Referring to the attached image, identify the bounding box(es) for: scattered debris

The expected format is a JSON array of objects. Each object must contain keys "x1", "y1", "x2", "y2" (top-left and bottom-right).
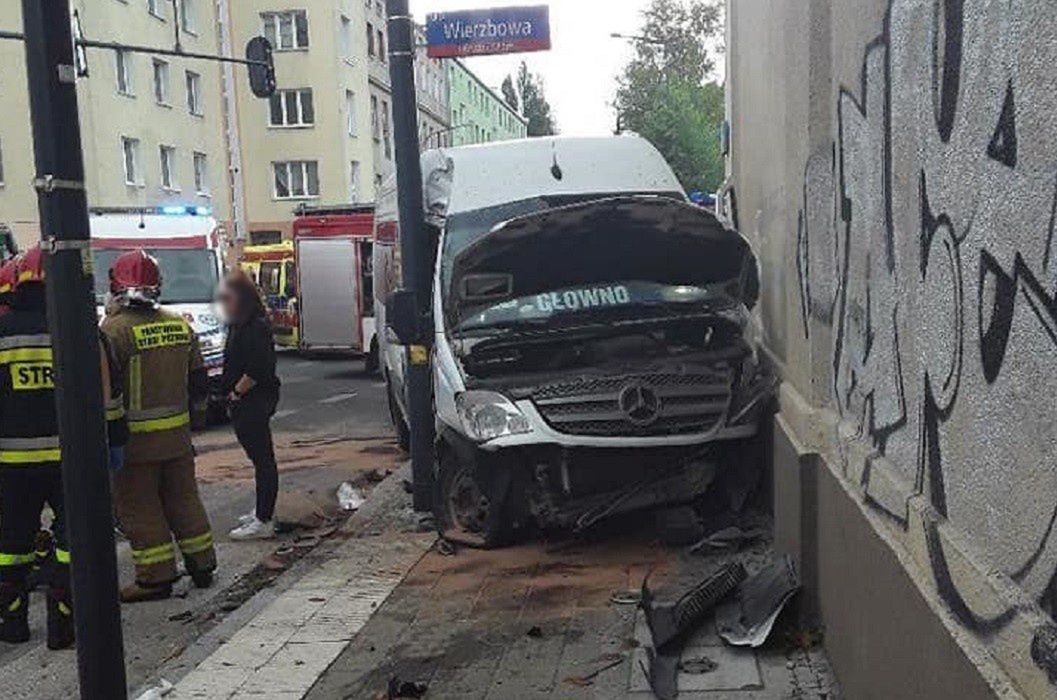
[
  {"x1": 260, "y1": 554, "x2": 289, "y2": 572},
  {"x1": 716, "y1": 554, "x2": 800, "y2": 648},
  {"x1": 167, "y1": 611, "x2": 192, "y2": 623},
  {"x1": 338, "y1": 482, "x2": 366, "y2": 511},
  {"x1": 654, "y1": 506, "x2": 706, "y2": 546},
  {"x1": 689, "y1": 525, "x2": 767, "y2": 553},
  {"x1": 678, "y1": 655, "x2": 718, "y2": 674},
  {"x1": 385, "y1": 676, "x2": 428, "y2": 699},
  {"x1": 610, "y1": 589, "x2": 642, "y2": 606},
  {"x1": 402, "y1": 478, "x2": 414, "y2": 494},
  {"x1": 562, "y1": 656, "x2": 624, "y2": 687},
  {"x1": 133, "y1": 678, "x2": 174, "y2": 700},
  {"x1": 643, "y1": 647, "x2": 680, "y2": 700},
  {"x1": 275, "y1": 491, "x2": 333, "y2": 530},
  {"x1": 526, "y1": 625, "x2": 543, "y2": 638},
  {"x1": 434, "y1": 538, "x2": 457, "y2": 556},
  {"x1": 641, "y1": 562, "x2": 747, "y2": 649},
  {"x1": 366, "y1": 467, "x2": 392, "y2": 483}
]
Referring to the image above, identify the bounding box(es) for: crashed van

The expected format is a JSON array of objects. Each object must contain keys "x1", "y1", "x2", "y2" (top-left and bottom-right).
[{"x1": 374, "y1": 136, "x2": 768, "y2": 546}]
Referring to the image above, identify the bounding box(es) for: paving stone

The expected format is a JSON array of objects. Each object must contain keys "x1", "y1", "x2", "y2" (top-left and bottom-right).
[{"x1": 628, "y1": 645, "x2": 762, "y2": 693}]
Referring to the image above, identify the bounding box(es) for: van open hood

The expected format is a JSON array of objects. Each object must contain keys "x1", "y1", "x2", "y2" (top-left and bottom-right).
[{"x1": 447, "y1": 196, "x2": 758, "y2": 327}]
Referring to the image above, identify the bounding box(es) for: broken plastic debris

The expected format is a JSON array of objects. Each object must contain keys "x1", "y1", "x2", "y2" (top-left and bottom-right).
[
  {"x1": 678, "y1": 655, "x2": 718, "y2": 674},
  {"x1": 689, "y1": 525, "x2": 767, "y2": 553},
  {"x1": 641, "y1": 562, "x2": 747, "y2": 649},
  {"x1": 337, "y1": 482, "x2": 366, "y2": 511},
  {"x1": 610, "y1": 589, "x2": 642, "y2": 606},
  {"x1": 386, "y1": 676, "x2": 427, "y2": 698},
  {"x1": 716, "y1": 554, "x2": 800, "y2": 648},
  {"x1": 133, "y1": 679, "x2": 174, "y2": 700}
]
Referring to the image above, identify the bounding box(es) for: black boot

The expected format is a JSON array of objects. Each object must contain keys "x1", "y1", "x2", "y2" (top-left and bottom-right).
[
  {"x1": 46, "y1": 587, "x2": 74, "y2": 650},
  {"x1": 0, "y1": 582, "x2": 29, "y2": 644},
  {"x1": 190, "y1": 569, "x2": 214, "y2": 589}
]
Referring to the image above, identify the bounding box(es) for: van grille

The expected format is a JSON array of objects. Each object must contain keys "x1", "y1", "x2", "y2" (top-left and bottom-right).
[{"x1": 532, "y1": 371, "x2": 733, "y2": 437}]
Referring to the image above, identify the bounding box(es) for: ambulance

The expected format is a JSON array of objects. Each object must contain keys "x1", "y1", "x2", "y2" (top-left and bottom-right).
[{"x1": 89, "y1": 206, "x2": 229, "y2": 423}]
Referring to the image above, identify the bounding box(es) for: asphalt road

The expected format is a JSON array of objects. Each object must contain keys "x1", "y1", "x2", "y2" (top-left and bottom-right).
[{"x1": 0, "y1": 352, "x2": 400, "y2": 698}]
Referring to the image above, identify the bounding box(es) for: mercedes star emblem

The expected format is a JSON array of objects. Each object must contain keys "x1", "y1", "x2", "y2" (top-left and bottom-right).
[{"x1": 618, "y1": 384, "x2": 661, "y2": 426}]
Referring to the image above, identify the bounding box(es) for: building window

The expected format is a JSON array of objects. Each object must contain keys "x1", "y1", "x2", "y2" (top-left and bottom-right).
[
  {"x1": 273, "y1": 161, "x2": 319, "y2": 199},
  {"x1": 160, "y1": 145, "x2": 177, "y2": 190},
  {"x1": 377, "y1": 30, "x2": 386, "y2": 62},
  {"x1": 147, "y1": 0, "x2": 165, "y2": 20},
  {"x1": 366, "y1": 22, "x2": 375, "y2": 57},
  {"x1": 370, "y1": 95, "x2": 379, "y2": 140},
  {"x1": 268, "y1": 88, "x2": 314, "y2": 127},
  {"x1": 193, "y1": 152, "x2": 209, "y2": 194},
  {"x1": 185, "y1": 70, "x2": 202, "y2": 115},
  {"x1": 346, "y1": 90, "x2": 357, "y2": 136},
  {"x1": 116, "y1": 50, "x2": 134, "y2": 96},
  {"x1": 122, "y1": 137, "x2": 141, "y2": 185},
  {"x1": 382, "y1": 100, "x2": 391, "y2": 159},
  {"x1": 179, "y1": 0, "x2": 196, "y2": 34},
  {"x1": 350, "y1": 161, "x2": 360, "y2": 202},
  {"x1": 261, "y1": 11, "x2": 309, "y2": 50},
  {"x1": 340, "y1": 15, "x2": 352, "y2": 58},
  {"x1": 152, "y1": 59, "x2": 170, "y2": 105}
]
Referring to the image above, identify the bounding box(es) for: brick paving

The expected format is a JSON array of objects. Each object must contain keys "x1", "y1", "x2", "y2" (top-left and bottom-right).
[{"x1": 304, "y1": 525, "x2": 842, "y2": 699}]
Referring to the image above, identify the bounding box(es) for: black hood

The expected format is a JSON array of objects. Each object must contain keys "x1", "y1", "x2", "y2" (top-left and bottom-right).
[{"x1": 447, "y1": 196, "x2": 759, "y2": 327}]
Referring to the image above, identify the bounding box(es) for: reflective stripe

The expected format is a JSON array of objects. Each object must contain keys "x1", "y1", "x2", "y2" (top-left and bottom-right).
[
  {"x1": 0, "y1": 436, "x2": 60, "y2": 450},
  {"x1": 178, "y1": 531, "x2": 214, "y2": 555},
  {"x1": 129, "y1": 411, "x2": 190, "y2": 434},
  {"x1": 129, "y1": 355, "x2": 142, "y2": 412},
  {"x1": 130, "y1": 542, "x2": 175, "y2": 566},
  {"x1": 106, "y1": 405, "x2": 127, "y2": 421},
  {"x1": 0, "y1": 334, "x2": 51, "y2": 351},
  {"x1": 0, "y1": 552, "x2": 36, "y2": 567},
  {"x1": 55, "y1": 548, "x2": 70, "y2": 564},
  {"x1": 0, "y1": 448, "x2": 61, "y2": 464},
  {"x1": 0, "y1": 347, "x2": 52, "y2": 365}
]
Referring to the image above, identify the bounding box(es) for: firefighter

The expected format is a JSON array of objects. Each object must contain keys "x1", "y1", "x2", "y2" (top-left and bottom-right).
[
  {"x1": 0, "y1": 246, "x2": 127, "y2": 649},
  {"x1": 101, "y1": 250, "x2": 217, "y2": 602}
]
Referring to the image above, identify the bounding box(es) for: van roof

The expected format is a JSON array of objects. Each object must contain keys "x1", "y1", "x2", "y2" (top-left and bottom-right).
[
  {"x1": 89, "y1": 213, "x2": 221, "y2": 250},
  {"x1": 380, "y1": 135, "x2": 684, "y2": 222}
]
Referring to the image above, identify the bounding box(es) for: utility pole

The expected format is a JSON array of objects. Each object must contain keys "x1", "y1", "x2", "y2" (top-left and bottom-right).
[
  {"x1": 386, "y1": 0, "x2": 435, "y2": 511},
  {"x1": 20, "y1": 1, "x2": 127, "y2": 697}
]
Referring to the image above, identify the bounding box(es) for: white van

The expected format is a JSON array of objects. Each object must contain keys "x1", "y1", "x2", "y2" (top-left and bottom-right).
[{"x1": 374, "y1": 136, "x2": 768, "y2": 546}]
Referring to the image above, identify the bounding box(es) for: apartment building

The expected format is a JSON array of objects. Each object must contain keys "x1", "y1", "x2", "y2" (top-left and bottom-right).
[
  {"x1": 364, "y1": 1, "x2": 450, "y2": 186},
  {"x1": 448, "y1": 58, "x2": 528, "y2": 147},
  {"x1": 0, "y1": 0, "x2": 232, "y2": 248}
]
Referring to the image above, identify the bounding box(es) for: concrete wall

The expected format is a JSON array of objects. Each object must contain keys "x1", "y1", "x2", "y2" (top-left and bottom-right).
[{"x1": 727, "y1": 0, "x2": 1057, "y2": 695}]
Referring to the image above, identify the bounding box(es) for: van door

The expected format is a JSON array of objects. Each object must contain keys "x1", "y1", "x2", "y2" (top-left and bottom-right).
[{"x1": 297, "y1": 237, "x2": 361, "y2": 351}]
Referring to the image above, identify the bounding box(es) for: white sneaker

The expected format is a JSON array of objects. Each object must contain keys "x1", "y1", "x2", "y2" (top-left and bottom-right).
[
  {"x1": 237, "y1": 510, "x2": 256, "y2": 525},
  {"x1": 229, "y1": 517, "x2": 276, "y2": 541}
]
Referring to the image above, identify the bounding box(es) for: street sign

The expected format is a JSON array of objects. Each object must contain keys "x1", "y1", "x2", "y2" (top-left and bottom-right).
[{"x1": 426, "y1": 5, "x2": 551, "y2": 59}]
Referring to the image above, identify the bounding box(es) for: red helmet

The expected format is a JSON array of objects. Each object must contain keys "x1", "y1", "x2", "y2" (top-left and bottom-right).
[
  {"x1": 109, "y1": 249, "x2": 162, "y2": 296},
  {"x1": 0, "y1": 256, "x2": 19, "y2": 295},
  {"x1": 15, "y1": 245, "x2": 45, "y2": 289}
]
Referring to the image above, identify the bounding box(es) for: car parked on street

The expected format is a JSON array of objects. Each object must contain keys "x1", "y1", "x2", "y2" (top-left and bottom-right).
[{"x1": 375, "y1": 136, "x2": 768, "y2": 546}]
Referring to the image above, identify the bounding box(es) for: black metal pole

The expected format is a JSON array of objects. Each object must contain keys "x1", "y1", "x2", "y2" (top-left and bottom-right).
[
  {"x1": 20, "y1": 1, "x2": 127, "y2": 698},
  {"x1": 386, "y1": 0, "x2": 435, "y2": 511}
]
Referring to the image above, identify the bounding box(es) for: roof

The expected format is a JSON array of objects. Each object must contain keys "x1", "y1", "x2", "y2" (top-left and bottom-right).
[
  {"x1": 89, "y1": 213, "x2": 220, "y2": 240},
  {"x1": 422, "y1": 135, "x2": 685, "y2": 217}
]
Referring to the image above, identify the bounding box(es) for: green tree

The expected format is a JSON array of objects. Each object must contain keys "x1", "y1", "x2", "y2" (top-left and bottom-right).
[
  {"x1": 614, "y1": 0, "x2": 725, "y2": 192},
  {"x1": 501, "y1": 75, "x2": 520, "y2": 114},
  {"x1": 514, "y1": 61, "x2": 557, "y2": 136}
]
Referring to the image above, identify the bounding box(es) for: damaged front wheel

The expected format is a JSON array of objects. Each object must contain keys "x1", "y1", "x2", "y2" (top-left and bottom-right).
[{"x1": 434, "y1": 450, "x2": 510, "y2": 549}]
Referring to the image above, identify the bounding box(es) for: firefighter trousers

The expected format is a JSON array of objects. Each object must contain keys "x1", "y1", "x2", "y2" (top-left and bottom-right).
[
  {"x1": 0, "y1": 467, "x2": 69, "y2": 588},
  {"x1": 113, "y1": 452, "x2": 216, "y2": 586}
]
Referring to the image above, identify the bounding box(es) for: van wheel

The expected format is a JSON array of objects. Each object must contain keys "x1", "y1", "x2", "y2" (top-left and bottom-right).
[
  {"x1": 364, "y1": 338, "x2": 379, "y2": 374},
  {"x1": 434, "y1": 450, "x2": 509, "y2": 549},
  {"x1": 387, "y1": 377, "x2": 411, "y2": 452}
]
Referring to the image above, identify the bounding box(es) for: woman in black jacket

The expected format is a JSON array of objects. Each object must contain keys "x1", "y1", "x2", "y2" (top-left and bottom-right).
[{"x1": 220, "y1": 270, "x2": 282, "y2": 540}]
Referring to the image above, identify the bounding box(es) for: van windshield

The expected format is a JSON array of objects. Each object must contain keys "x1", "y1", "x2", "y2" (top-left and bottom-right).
[
  {"x1": 93, "y1": 249, "x2": 219, "y2": 305},
  {"x1": 440, "y1": 192, "x2": 684, "y2": 300}
]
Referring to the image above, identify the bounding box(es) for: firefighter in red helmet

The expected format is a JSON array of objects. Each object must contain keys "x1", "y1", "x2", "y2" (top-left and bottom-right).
[
  {"x1": 101, "y1": 250, "x2": 216, "y2": 602},
  {"x1": 0, "y1": 246, "x2": 126, "y2": 649}
]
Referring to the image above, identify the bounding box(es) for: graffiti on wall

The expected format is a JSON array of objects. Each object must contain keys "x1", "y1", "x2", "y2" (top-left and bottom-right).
[{"x1": 795, "y1": 0, "x2": 1057, "y2": 655}]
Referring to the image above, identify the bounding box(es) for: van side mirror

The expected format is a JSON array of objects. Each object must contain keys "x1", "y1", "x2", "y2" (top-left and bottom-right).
[{"x1": 386, "y1": 289, "x2": 420, "y2": 345}]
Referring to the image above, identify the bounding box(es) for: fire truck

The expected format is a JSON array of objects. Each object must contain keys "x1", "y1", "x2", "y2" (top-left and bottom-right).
[
  {"x1": 292, "y1": 205, "x2": 377, "y2": 369},
  {"x1": 240, "y1": 241, "x2": 298, "y2": 348}
]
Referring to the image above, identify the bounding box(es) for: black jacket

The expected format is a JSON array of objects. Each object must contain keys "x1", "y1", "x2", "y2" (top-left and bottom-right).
[{"x1": 222, "y1": 315, "x2": 280, "y2": 402}]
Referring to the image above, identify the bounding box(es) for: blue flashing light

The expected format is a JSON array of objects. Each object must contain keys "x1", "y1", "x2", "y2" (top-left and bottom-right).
[{"x1": 159, "y1": 205, "x2": 213, "y2": 217}]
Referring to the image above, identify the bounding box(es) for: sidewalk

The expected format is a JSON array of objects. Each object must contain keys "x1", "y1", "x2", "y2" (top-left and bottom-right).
[{"x1": 161, "y1": 470, "x2": 840, "y2": 699}]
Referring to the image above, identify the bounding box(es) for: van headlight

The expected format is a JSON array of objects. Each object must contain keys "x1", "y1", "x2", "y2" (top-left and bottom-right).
[{"x1": 456, "y1": 391, "x2": 532, "y2": 443}]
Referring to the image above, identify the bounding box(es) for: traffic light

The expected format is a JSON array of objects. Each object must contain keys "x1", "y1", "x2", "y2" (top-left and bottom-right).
[{"x1": 246, "y1": 36, "x2": 276, "y2": 98}]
